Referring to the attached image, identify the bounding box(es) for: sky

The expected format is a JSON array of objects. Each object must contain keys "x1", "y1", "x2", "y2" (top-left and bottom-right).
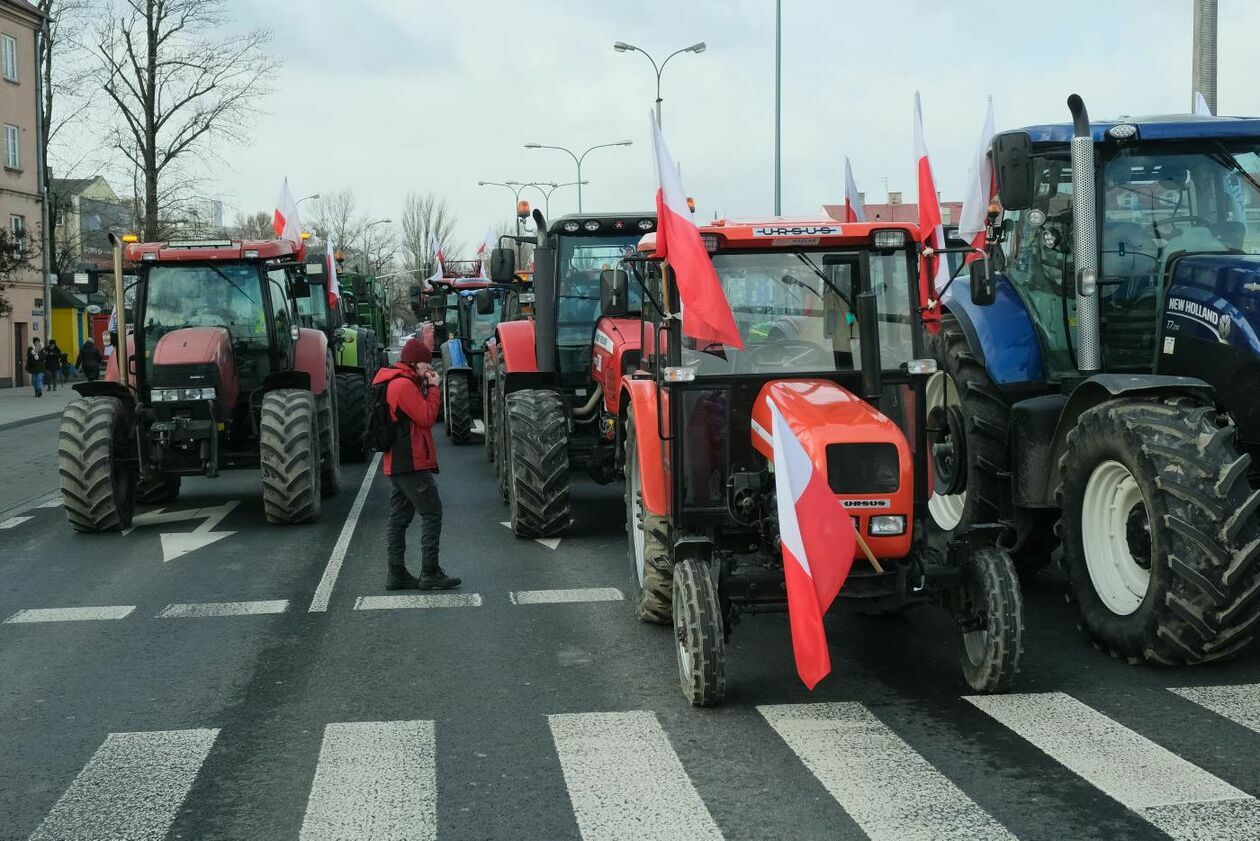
[{"x1": 198, "y1": 0, "x2": 1260, "y2": 254}]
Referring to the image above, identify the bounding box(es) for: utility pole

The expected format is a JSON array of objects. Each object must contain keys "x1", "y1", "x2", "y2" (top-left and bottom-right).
[
  {"x1": 774, "y1": 0, "x2": 782, "y2": 215},
  {"x1": 1192, "y1": 0, "x2": 1217, "y2": 114}
]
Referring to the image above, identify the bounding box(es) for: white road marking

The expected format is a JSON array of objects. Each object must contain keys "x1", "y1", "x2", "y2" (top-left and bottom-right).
[
  {"x1": 299, "y1": 720, "x2": 436, "y2": 841},
  {"x1": 548, "y1": 710, "x2": 723, "y2": 841},
  {"x1": 499, "y1": 520, "x2": 561, "y2": 550},
  {"x1": 309, "y1": 452, "x2": 383, "y2": 612},
  {"x1": 125, "y1": 500, "x2": 240, "y2": 562},
  {"x1": 968, "y1": 691, "x2": 1260, "y2": 841},
  {"x1": 28, "y1": 728, "x2": 218, "y2": 841},
  {"x1": 4, "y1": 605, "x2": 135, "y2": 624},
  {"x1": 759, "y1": 702, "x2": 1013, "y2": 841},
  {"x1": 0, "y1": 515, "x2": 32, "y2": 529},
  {"x1": 1172, "y1": 684, "x2": 1260, "y2": 735},
  {"x1": 510, "y1": 588, "x2": 623, "y2": 605},
  {"x1": 472, "y1": 419, "x2": 485, "y2": 434},
  {"x1": 37, "y1": 498, "x2": 63, "y2": 508},
  {"x1": 156, "y1": 600, "x2": 289, "y2": 619},
  {"x1": 354, "y1": 593, "x2": 482, "y2": 610}
]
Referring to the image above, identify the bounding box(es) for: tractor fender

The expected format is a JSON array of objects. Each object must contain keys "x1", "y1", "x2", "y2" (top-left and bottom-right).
[
  {"x1": 622, "y1": 377, "x2": 669, "y2": 516},
  {"x1": 103, "y1": 334, "x2": 137, "y2": 384},
  {"x1": 593, "y1": 317, "x2": 642, "y2": 415},
  {"x1": 942, "y1": 273, "x2": 1044, "y2": 390},
  {"x1": 292, "y1": 328, "x2": 330, "y2": 395},
  {"x1": 497, "y1": 320, "x2": 553, "y2": 394},
  {"x1": 72, "y1": 380, "x2": 135, "y2": 406}
]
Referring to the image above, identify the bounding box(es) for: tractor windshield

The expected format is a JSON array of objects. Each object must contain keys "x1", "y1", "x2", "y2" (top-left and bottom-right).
[
  {"x1": 468, "y1": 291, "x2": 501, "y2": 344},
  {"x1": 683, "y1": 249, "x2": 915, "y2": 376},
  {"x1": 297, "y1": 281, "x2": 330, "y2": 330},
  {"x1": 555, "y1": 233, "x2": 643, "y2": 381}
]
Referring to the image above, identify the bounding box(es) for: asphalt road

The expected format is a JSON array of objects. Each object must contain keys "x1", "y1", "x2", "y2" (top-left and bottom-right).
[{"x1": 2, "y1": 417, "x2": 1260, "y2": 840}]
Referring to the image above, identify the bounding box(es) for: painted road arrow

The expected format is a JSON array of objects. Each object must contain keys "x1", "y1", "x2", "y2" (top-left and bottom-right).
[
  {"x1": 500, "y1": 521, "x2": 561, "y2": 550},
  {"x1": 125, "y1": 501, "x2": 241, "y2": 562}
]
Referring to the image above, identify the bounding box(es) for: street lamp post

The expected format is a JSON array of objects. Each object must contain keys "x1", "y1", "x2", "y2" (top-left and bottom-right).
[
  {"x1": 479, "y1": 180, "x2": 551, "y2": 233},
  {"x1": 297, "y1": 193, "x2": 320, "y2": 207},
  {"x1": 521, "y1": 180, "x2": 588, "y2": 218},
  {"x1": 362, "y1": 217, "x2": 392, "y2": 275},
  {"x1": 612, "y1": 40, "x2": 706, "y2": 127},
  {"x1": 523, "y1": 142, "x2": 633, "y2": 212}
]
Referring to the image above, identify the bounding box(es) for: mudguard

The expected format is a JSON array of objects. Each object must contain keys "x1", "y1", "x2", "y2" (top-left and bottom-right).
[
  {"x1": 621, "y1": 378, "x2": 669, "y2": 516},
  {"x1": 496, "y1": 320, "x2": 538, "y2": 373},
  {"x1": 103, "y1": 334, "x2": 137, "y2": 385},
  {"x1": 942, "y1": 273, "x2": 1044, "y2": 389},
  {"x1": 592, "y1": 317, "x2": 641, "y2": 415},
  {"x1": 292, "y1": 328, "x2": 330, "y2": 394}
]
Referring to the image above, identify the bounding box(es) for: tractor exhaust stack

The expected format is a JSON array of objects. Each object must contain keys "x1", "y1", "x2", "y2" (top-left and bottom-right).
[{"x1": 1067, "y1": 94, "x2": 1102, "y2": 374}]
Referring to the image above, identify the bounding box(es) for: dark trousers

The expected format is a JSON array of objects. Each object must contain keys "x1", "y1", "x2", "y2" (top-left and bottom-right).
[{"x1": 387, "y1": 470, "x2": 442, "y2": 573}]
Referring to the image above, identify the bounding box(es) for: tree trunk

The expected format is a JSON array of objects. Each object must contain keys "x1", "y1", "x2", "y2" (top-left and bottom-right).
[{"x1": 142, "y1": 0, "x2": 159, "y2": 241}]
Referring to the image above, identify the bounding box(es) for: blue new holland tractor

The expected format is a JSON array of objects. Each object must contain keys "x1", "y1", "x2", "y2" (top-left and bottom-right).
[{"x1": 929, "y1": 94, "x2": 1260, "y2": 665}]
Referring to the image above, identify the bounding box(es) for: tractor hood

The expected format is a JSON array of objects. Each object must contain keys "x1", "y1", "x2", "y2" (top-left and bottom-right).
[{"x1": 150, "y1": 326, "x2": 238, "y2": 410}]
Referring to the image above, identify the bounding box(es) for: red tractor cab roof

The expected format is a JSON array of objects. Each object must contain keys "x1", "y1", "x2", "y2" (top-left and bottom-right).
[
  {"x1": 701, "y1": 218, "x2": 920, "y2": 250},
  {"x1": 123, "y1": 238, "x2": 302, "y2": 263}
]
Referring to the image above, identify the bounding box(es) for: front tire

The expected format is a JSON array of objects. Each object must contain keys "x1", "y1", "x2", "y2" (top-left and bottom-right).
[
  {"x1": 957, "y1": 546, "x2": 1024, "y2": 693},
  {"x1": 505, "y1": 389, "x2": 571, "y2": 538},
  {"x1": 672, "y1": 557, "x2": 726, "y2": 707},
  {"x1": 483, "y1": 366, "x2": 497, "y2": 463},
  {"x1": 58, "y1": 396, "x2": 136, "y2": 532},
  {"x1": 625, "y1": 409, "x2": 672, "y2": 623},
  {"x1": 1058, "y1": 398, "x2": 1260, "y2": 664},
  {"x1": 446, "y1": 375, "x2": 473, "y2": 444},
  {"x1": 260, "y1": 389, "x2": 322, "y2": 525},
  {"x1": 317, "y1": 389, "x2": 341, "y2": 496}
]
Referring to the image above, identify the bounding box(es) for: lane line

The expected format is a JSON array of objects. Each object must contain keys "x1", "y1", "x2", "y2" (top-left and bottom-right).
[
  {"x1": 28, "y1": 728, "x2": 218, "y2": 841},
  {"x1": 37, "y1": 498, "x2": 63, "y2": 509},
  {"x1": 1172, "y1": 684, "x2": 1260, "y2": 735},
  {"x1": 4, "y1": 605, "x2": 135, "y2": 624},
  {"x1": 968, "y1": 691, "x2": 1260, "y2": 841},
  {"x1": 156, "y1": 600, "x2": 289, "y2": 619},
  {"x1": 354, "y1": 594, "x2": 482, "y2": 610},
  {"x1": 510, "y1": 588, "x2": 624, "y2": 605},
  {"x1": 759, "y1": 702, "x2": 1013, "y2": 841},
  {"x1": 309, "y1": 452, "x2": 382, "y2": 612},
  {"x1": 0, "y1": 515, "x2": 32, "y2": 529},
  {"x1": 299, "y1": 720, "x2": 436, "y2": 841},
  {"x1": 548, "y1": 710, "x2": 723, "y2": 841}
]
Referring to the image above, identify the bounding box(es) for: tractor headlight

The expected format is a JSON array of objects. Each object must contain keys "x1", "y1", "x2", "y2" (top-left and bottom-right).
[
  {"x1": 152, "y1": 387, "x2": 216, "y2": 402},
  {"x1": 873, "y1": 229, "x2": 907, "y2": 249},
  {"x1": 869, "y1": 515, "x2": 906, "y2": 536}
]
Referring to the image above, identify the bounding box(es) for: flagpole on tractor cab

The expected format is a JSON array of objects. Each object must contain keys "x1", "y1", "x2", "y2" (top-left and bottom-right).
[{"x1": 774, "y1": 0, "x2": 782, "y2": 216}]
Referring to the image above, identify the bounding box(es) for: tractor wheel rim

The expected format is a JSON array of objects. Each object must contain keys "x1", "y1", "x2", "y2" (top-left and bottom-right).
[
  {"x1": 1081, "y1": 459, "x2": 1149, "y2": 616},
  {"x1": 926, "y1": 371, "x2": 966, "y2": 530},
  {"x1": 961, "y1": 566, "x2": 990, "y2": 665},
  {"x1": 674, "y1": 603, "x2": 692, "y2": 683},
  {"x1": 630, "y1": 453, "x2": 647, "y2": 588}
]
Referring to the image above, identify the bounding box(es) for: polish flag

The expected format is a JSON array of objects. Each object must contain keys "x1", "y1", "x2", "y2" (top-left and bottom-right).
[
  {"x1": 478, "y1": 227, "x2": 496, "y2": 279},
  {"x1": 326, "y1": 233, "x2": 340, "y2": 307},
  {"x1": 273, "y1": 178, "x2": 303, "y2": 245},
  {"x1": 915, "y1": 93, "x2": 947, "y2": 331},
  {"x1": 958, "y1": 96, "x2": 997, "y2": 263},
  {"x1": 843, "y1": 157, "x2": 866, "y2": 223},
  {"x1": 428, "y1": 236, "x2": 444, "y2": 287},
  {"x1": 649, "y1": 113, "x2": 742, "y2": 349},
  {"x1": 768, "y1": 395, "x2": 856, "y2": 689}
]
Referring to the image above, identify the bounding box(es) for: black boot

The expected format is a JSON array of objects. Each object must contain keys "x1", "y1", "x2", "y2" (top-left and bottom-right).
[
  {"x1": 418, "y1": 567, "x2": 461, "y2": 590},
  {"x1": 386, "y1": 565, "x2": 420, "y2": 591}
]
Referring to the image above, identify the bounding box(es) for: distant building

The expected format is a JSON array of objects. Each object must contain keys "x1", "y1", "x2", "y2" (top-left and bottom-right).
[
  {"x1": 0, "y1": 0, "x2": 47, "y2": 388},
  {"x1": 823, "y1": 192, "x2": 964, "y2": 226},
  {"x1": 50, "y1": 176, "x2": 134, "y2": 271}
]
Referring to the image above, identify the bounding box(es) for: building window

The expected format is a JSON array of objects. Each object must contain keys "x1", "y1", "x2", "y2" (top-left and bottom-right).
[
  {"x1": 4, "y1": 124, "x2": 18, "y2": 169},
  {"x1": 1, "y1": 34, "x2": 16, "y2": 82},
  {"x1": 10, "y1": 214, "x2": 25, "y2": 257}
]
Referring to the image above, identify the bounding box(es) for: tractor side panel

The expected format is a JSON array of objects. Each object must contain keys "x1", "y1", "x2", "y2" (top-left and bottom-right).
[
  {"x1": 593, "y1": 317, "x2": 642, "y2": 415},
  {"x1": 497, "y1": 320, "x2": 539, "y2": 373},
  {"x1": 293, "y1": 328, "x2": 330, "y2": 394},
  {"x1": 942, "y1": 274, "x2": 1044, "y2": 387},
  {"x1": 104, "y1": 334, "x2": 137, "y2": 386},
  {"x1": 622, "y1": 378, "x2": 669, "y2": 516}
]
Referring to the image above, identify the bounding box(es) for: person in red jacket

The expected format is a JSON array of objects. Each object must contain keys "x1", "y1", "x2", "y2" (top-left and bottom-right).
[{"x1": 373, "y1": 337, "x2": 462, "y2": 591}]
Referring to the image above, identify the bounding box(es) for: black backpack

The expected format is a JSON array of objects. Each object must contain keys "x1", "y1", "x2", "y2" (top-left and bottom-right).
[{"x1": 364, "y1": 380, "x2": 398, "y2": 453}]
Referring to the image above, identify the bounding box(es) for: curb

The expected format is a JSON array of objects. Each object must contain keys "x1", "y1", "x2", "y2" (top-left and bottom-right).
[{"x1": 0, "y1": 410, "x2": 61, "y2": 433}]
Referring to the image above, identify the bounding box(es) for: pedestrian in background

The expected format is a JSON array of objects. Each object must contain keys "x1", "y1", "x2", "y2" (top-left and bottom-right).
[
  {"x1": 44, "y1": 339, "x2": 63, "y2": 390},
  {"x1": 77, "y1": 339, "x2": 102, "y2": 382},
  {"x1": 372, "y1": 336, "x2": 461, "y2": 591},
  {"x1": 25, "y1": 339, "x2": 46, "y2": 397}
]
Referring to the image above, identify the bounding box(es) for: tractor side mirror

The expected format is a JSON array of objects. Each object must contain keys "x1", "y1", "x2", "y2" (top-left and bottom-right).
[
  {"x1": 290, "y1": 279, "x2": 311, "y2": 299},
  {"x1": 991, "y1": 131, "x2": 1034, "y2": 211},
  {"x1": 970, "y1": 259, "x2": 997, "y2": 307},
  {"x1": 408, "y1": 284, "x2": 424, "y2": 318},
  {"x1": 600, "y1": 268, "x2": 630, "y2": 317},
  {"x1": 856, "y1": 291, "x2": 882, "y2": 403},
  {"x1": 490, "y1": 248, "x2": 516, "y2": 284},
  {"x1": 475, "y1": 289, "x2": 495, "y2": 315}
]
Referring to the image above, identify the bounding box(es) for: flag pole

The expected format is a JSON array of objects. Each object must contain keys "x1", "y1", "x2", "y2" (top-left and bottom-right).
[{"x1": 774, "y1": 0, "x2": 782, "y2": 216}]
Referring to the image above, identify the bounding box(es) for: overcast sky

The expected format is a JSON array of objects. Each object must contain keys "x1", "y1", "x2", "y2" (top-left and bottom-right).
[{"x1": 208, "y1": 0, "x2": 1260, "y2": 253}]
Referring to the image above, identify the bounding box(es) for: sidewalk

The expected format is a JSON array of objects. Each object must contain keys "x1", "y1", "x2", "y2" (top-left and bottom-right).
[{"x1": 0, "y1": 380, "x2": 79, "y2": 431}]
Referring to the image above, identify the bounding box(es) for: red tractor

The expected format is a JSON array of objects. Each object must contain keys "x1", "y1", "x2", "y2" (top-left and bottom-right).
[
  {"x1": 613, "y1": 220, "x2": 1023, "y2": 705},
  {"x1": 58, "y1": 237, "x2": 339, "y2": 530}
]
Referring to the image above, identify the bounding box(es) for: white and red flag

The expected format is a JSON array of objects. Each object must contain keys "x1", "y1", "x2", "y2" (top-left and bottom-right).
[
  {"x1": 768, "y1": 395, "x2": 856, "y2": 689},
  {"x1": 843, "y1": 157, "x2": 866, "y2": 223},
  {"x1": 478, "y1": 227, "x2": 496, "y2": 279},
  {"x1": 325, "y1": 233, "x2": 340, "y2": 308},
  {"x1": 914, "y1": 93, "x2": 947, "y2": 331},
  {"x1": 958, "y1": 96, "x2": 997, "y2": 262},
  {"x1": 273, "y1": 178, "x2": 303, "y2": 245},
  {"x1": 428, "y1": 236, "x2": 445, "y2": 287},
  {"x1": 649, "y1": 113, "x2": 743, "y2": 349}
]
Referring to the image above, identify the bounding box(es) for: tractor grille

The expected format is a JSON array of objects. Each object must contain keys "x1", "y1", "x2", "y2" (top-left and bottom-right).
[
  {"x1": 825, "y1": 443, "x2": 900, "y2": 494},
  {"x1": 149, "y1": 362, "x2": 219, "y2": 391}
]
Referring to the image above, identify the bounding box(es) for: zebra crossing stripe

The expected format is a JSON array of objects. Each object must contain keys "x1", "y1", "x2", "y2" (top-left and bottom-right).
[
  {"x1": 299, "y1": 720, "x2": 437, "y2": 841},
  {"x1": 968, "y1": 691, "x2": 1260, "y2": 841},
  {"x1": 1171, "y1": 684, "x2": 1260, "y2": 735},
  {"x1": 548, "y1": 710, "x2": 723, "y2": 841},
  {"x1": 5, "y1": 605, "x2": 135, "y2": 623},
  {"x1": 28, "y1": 728, "x2": 218, "y2": 841},
  {"x1": 759, "y1": 702, "x2": 1014, "y2": 841},
  {"x1": 0, "y1": 515, "x2": 32, "y2": 529},
  {"x1": 510, "y1": 588, "x2": 623, "y2": 604},
  {"x1": 156, "y1": 600, "x2": 290, "y2": 619}
]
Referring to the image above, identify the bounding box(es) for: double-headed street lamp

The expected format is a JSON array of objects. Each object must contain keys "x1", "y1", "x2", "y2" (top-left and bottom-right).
[
  {"x1": 612, "y1": 40, "x2": 706, "y2": 127},
  {"x1": 522, "y1": 180, "x2": 588, "y2": 218},
  {"x1": 522, "y1": 142, "x2": 633, "y2": 213},
  {"x1": 479, "y1": 180, "x2": 552, "y2": 233},
  {"x1": 362, "y1": 217, "x2": 392, "y2": 274}
]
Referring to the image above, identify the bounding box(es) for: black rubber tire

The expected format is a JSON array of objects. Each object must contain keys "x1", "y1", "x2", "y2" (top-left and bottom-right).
[
  {"x1": 446, "y1": 375, "x2": 473, "y2": 444},
  {"x1": 505, "y1": 389, "x2": 571, "y2": 538},
  {"x1": 928, "y1": 312, "x2": 1053, "y2": 572},
  {"x1": 958, "y1": 546, "x2": 1024, "y2": 692},
  {"x1": 625, "y1": 409, "x2": 672, "y2": 623},
  {"x1": 495, "y1": 378, "x2": 511, "y2": 503},
  {"x1": 58, "y1": 396, "x2": 136, "y2": 532},
  {"x1": 260, "y1": 389, "x2": 322, "y2": 525},
  {"x1": 335, "y1": 371, "x2": 368, "y2": 463},
  {"x1": 1057, "y1": 398, "x2": 1260, "y2": 664},
  {"x1": 483, "y1": 366, "x2": 496, "y2": 463},
  {"x1": 317, "y1": 389, "x2": 341, "y2": 496},
  {"x1": 672, "y1": 557, "x2": 727, "y2": 707},
  {"x1": 138, "y1": 473, "x2": 181, "y2": 504}
]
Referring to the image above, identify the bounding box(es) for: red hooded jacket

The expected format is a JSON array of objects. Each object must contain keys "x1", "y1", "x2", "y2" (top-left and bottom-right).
[{"x1": 372, "y1": 364, "x2": 441, "y2": 475}]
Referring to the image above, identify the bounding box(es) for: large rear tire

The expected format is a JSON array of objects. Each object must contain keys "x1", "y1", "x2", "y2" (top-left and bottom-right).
[
  {"x1": 446, "y1": 375, "x2": 473, "y2": 444},
  {"x1": 625, "y1": 409, "x2": 672, "y2": 623},
  {"x1": 58, "y1": 396, "x2": 136, "y2": 532},
  {"x1": 335, "y1": 371, "x2": 368, "y2": 463},
  {"x1": 1058, "y1": 398, "x2": 1260, "y2": 664},
  {"x1": 505, "y1": 389, "x2": 571, "y2": 538},
  {"x1": 672, "y1": 557, "x2": 726, "y2": 707},
  {"x1": 260, "y1": 389, "x2": 322, "y2": 525}
]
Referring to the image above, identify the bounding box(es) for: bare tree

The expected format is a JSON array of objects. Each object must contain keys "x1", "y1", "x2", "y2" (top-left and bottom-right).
[
  {"x1": 94, "y1": 0, "x2": 280, "y2": 240},
  {"x1": 232, "y1": 210, "x2": 272, "y2": 240},
  {"x1": 309, "y1": 188, "x2": 368, "y2": 251},
  {"x1": 0, "y1": 228, "x2": 44, "y2": 319},
  {"x1": 398, "y1": 191, "x2": 460, "y2": 279}
]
